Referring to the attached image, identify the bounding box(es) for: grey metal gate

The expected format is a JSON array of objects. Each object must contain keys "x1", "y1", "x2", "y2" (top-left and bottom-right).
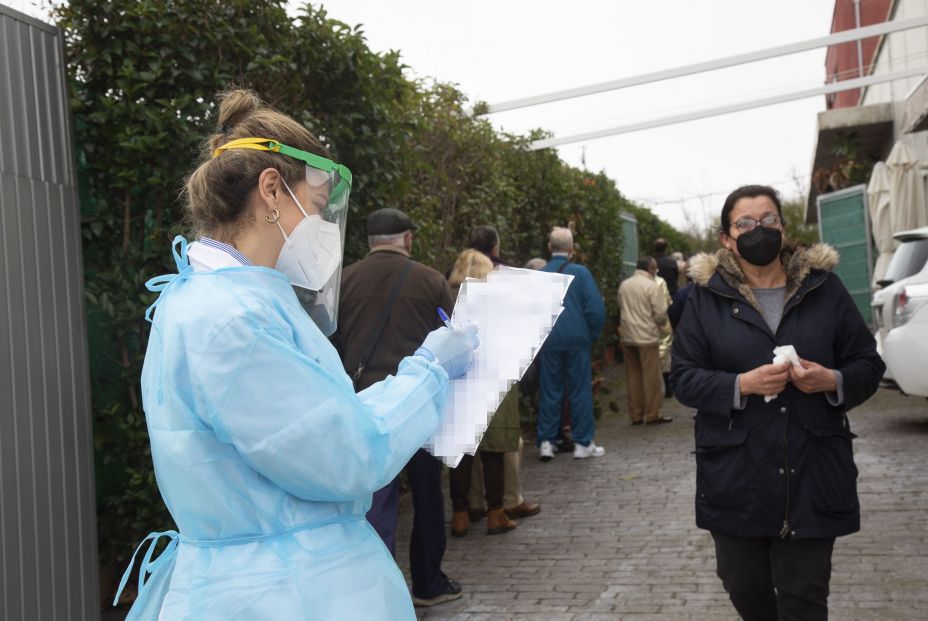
[{"x1": 1, "y1": 4, "x2": 100, "y2": 620}]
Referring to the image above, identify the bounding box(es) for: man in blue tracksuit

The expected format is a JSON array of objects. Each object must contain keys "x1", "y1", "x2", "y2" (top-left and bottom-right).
[{"x1": 537, "y1": 227, "x2": 606, "y2": 461}]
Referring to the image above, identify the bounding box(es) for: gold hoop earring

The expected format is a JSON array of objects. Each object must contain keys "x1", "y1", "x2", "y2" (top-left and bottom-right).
[{"x1": 265, "y1": 208, "x2": 280, "y2": 223}]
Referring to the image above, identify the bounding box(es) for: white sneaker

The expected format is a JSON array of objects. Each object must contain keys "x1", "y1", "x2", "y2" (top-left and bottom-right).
[
  {"x1": 538, "y1": 441, "x2": 555, "y2": 462},
  {"x1": 573, "y1": 441, "x2": 605, "y2": 459}
]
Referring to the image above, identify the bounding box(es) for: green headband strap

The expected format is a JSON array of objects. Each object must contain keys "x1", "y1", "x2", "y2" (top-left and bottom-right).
[{"x1": 213, "y1": 137, "x2": 352, "y2": 188}]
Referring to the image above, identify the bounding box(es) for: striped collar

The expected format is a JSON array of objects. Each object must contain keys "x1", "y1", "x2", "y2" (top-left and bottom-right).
[{"x1": 187, "y1": 237, "x2": 254, "y2": 271}]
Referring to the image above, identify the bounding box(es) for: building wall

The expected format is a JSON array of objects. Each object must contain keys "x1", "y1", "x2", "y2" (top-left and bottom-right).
[
  {"x1": 0, "y1": 5, "x2": 100, "y2": 621},
  {"x1": 825, "y1": 0, "x2": 894, "y2": 109},
  {"x1": 861, "y1": 0, "x2": 928, "y2": 106}
]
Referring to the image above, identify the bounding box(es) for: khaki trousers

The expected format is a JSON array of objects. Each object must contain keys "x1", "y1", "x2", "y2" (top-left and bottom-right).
[
  {"x1": 621, "y1": 343, "x2": 663, "y2": 422},
  {"x1": 469, "y1": 437, "x2": 524, "y2": 511}
]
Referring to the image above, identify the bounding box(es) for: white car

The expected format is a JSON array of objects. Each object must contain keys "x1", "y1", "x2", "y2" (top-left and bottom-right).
[{"x1": 871, "y1": 226, "x2": 928, "y2": 398}]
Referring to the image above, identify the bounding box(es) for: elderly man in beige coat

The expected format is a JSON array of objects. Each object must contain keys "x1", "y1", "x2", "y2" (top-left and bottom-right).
[{"x1": 617, "y1": 256, "x2": 672, "y2": 425}]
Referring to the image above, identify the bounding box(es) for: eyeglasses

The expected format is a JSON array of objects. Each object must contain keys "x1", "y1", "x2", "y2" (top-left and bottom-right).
[{"x1": 731, "y1": 213, "x2": 781, "y2": 234}]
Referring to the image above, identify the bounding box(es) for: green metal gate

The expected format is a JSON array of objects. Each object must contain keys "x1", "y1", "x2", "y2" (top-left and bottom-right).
[
  {"x1": 620, "y1": 212, "x2": 638, "y2": 280},
  {"x1": 816, "y1": 184, "x2": 874, "y2": 324}
]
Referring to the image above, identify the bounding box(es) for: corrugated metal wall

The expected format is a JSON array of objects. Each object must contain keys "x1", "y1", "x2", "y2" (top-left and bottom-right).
[{"x1": 0, "y1": 5, "x2": 100, "y2": 621}]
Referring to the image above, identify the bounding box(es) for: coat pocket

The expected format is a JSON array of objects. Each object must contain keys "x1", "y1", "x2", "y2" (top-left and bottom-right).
[
  {"x1": 803, "y1": 426, "x2": 859, "y2": 517},
  {"x1": 694, "y1": 427, "x2": 750, "y2": 509}
]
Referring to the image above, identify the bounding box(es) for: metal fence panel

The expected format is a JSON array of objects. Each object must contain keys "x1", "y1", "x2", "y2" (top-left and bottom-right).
[
  {"x1": 0, "y1": 4, "x2": 99, "y2": 620},
  {"x1": 620, "y1": 212, "x2": 638, "y2": 280},
  {"x1": 816, "y1": 184, "x2": 874, "y2": 325}
]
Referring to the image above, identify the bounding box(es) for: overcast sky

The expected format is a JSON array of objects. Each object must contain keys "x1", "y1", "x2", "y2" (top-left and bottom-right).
[
  {"x1": 7, "y1": 0, "x2": 836, "y2": 232},
  {"x1": 316, "y1": 0, "x2": 836, "y2": 232}
]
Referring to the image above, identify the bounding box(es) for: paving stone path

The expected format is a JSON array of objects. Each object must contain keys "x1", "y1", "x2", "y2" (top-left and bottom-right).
[{"x1": 395, "y1": 364, "x2": 928, "y2": 620}]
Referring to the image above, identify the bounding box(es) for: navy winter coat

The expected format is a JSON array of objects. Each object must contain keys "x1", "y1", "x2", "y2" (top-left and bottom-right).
[
  {"x1": 671, "y1": 244, "x2": 884, "y2": 539},
  {"x1": 541, "y1": 256, "x2": 606, "y2": 351},
  {"x1": 668, "y1": 282, "x2": 694, "y2": 330}
]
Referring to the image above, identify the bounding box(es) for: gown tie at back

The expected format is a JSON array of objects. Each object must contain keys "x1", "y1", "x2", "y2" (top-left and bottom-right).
[
  {"x1": 144, "y1": 235, "x2": 193, "y2": 322},
  {"x1": 113, "y1": 515, "x2": 366, "y2": 612}
]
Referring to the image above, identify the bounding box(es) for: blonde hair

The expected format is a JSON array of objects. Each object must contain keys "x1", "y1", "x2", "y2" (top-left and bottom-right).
[
  {"x1": 183, "y1": 88, "x2": 329, "y2": 237},
  {"x1": 448, "y1": 249, "x2": 494, "y2": 287}
]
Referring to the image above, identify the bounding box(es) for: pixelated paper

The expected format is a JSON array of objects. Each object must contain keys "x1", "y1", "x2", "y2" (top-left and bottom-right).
[{"x1": 424, "y1": 266, "x2": 573, "y2": 466}]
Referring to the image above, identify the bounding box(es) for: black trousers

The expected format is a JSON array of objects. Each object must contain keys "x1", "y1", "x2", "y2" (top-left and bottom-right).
[
  {"x1": 448, "y1": 450, "x2": 504, "y2": 511},
  {"x1": 712, "y1": 532, "x2": 835, "y2": 621},
  {"x1": 367, "y1": 449, "x2": 449, "y2": 599}
]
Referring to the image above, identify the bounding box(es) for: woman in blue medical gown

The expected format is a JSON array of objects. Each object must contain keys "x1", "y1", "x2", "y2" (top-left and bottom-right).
[{"x1": 115, "y1": 89, "x2": 478, "y2": 620}]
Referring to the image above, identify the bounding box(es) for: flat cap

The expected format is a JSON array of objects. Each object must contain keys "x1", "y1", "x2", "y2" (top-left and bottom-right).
[{"x1": 367, "y1": 208, "x2": 419, "y2": 236}]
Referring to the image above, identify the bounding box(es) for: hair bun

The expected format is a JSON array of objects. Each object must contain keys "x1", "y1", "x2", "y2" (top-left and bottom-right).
[{"x1": 216, "y1": 88, "x2": 261, "y2": 132}]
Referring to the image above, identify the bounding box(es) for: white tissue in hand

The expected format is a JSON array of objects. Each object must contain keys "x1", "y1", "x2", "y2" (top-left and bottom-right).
[{"x1": 765, "y1": 345, "x2": 800, "y2": 403}]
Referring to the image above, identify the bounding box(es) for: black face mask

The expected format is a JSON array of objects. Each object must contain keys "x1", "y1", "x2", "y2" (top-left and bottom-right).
[{"x1": 735, "y1": 226, "x2": 782, "y2": 267}]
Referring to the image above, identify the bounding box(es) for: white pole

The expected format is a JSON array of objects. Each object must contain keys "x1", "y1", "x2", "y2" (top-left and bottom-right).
[
  {"x1": 529, "y1": 66, "x2": 928, "y2": 150},
  {"x1": 480, "y1": 15, "x2": 928, "y2": 115},
  {"x1": 854, "y1": 0, "x2": 865, "y2": 78}
]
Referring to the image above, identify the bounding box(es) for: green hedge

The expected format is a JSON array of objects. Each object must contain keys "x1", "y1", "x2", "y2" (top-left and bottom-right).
[{"x1": 52, "y1": 0, "x2": 687, "y2": 577}]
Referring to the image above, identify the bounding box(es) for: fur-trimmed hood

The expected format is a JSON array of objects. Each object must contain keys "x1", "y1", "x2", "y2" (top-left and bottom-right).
[{"x1": 687, "y1": 243, "x2": 839, "y2": 311}]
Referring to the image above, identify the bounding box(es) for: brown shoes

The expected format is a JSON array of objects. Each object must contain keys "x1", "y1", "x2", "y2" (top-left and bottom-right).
[
  {"x1": 504, "y1": 501, "x2": 541, "y2": 520},
  {"x1": 456, "y1": 505, "x2": 528, "y2": 536},
  {"x1": 468, "y1": 507, "x2": 486, "y2": 522},
  {"x1": 451, "y1": 511, "x2": 470, "y2": 537},
  {"x1": 486, "y1": 508, "x2": 517, "y2": 535}
]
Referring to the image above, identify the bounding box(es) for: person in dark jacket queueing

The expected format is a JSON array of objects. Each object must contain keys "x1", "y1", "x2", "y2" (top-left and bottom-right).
[
  {"x1": 671, "y1": 185, "x2": 884, "y2": 621},
  {"x1": 653, "y1": 238, "x2": 679, "y2": 296}
]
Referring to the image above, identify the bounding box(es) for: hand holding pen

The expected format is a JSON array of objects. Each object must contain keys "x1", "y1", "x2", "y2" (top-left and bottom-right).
[
  {"x1": 438, "y1": 307, "x2": 453, "y2": 329},
  {"x1": 413, "y1": 308, "x2": 479, "y2": 379}
]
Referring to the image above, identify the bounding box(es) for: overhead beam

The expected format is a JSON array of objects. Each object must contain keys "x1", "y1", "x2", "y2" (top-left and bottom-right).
[
  {"x1": 529, "y1": 66, "x2": 928, "y2": 150},
  {"x1": 482, "y1": 15, "x2": 928, "y2": 115}
]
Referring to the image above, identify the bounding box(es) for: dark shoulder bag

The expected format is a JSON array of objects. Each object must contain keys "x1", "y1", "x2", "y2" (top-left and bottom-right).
[{"x1": 352, "y1": 260, "x2": 414, "y2": 391}]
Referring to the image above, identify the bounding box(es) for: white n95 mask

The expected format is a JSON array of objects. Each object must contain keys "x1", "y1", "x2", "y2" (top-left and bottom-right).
[{"x1": 275, "y1": 214, "x2": 342, "y2": 291}]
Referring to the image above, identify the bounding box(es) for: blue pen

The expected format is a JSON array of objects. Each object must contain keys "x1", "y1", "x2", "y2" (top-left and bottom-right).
[{"x1": 437, "y1": 307, "x2": 453, "y2": 328}]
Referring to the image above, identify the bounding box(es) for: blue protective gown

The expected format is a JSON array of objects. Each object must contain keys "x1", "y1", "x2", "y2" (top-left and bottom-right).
[{"x1": 122, "y1": 238, "x2": 449, "y2": 620}]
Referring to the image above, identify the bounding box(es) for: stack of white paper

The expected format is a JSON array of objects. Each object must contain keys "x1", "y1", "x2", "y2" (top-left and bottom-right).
[{"x1": 424, "y1": 266, "x2": 573, "y2": 466}]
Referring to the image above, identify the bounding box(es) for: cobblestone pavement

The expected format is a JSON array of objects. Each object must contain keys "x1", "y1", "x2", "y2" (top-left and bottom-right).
[{"x1": 395, "y1": 364, "x2": 928, "y2": 620}]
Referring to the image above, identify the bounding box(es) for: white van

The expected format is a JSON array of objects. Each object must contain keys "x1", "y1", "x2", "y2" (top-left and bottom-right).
[{"x1": 871, "y1": 226, "x2": 928, "y2": 398}]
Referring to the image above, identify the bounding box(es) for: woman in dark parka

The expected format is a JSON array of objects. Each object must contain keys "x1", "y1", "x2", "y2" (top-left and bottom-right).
[{"x1": 671, "y1": 185, "x2": 884, "y2": 621}]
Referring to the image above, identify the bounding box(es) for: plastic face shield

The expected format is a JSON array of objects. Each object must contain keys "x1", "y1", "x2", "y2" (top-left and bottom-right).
[{"x1": 213, "y1": 138, "x2": 352, "y2": 335}]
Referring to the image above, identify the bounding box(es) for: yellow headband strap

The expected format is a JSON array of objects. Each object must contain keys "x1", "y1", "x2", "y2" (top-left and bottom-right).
[{"x1": 212, "y1": 137, "x2": 281, "y2": 158}]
